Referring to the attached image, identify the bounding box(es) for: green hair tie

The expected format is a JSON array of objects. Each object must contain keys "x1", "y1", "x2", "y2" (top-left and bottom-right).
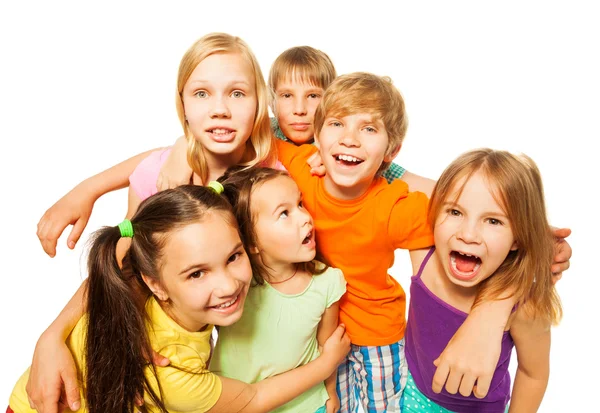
[
  {"x1": 208, "y1": 181, "x2": 224, "y2": 195},
  {"x1": 118, "y1": 219, "x2": 134, "y2": 238}
]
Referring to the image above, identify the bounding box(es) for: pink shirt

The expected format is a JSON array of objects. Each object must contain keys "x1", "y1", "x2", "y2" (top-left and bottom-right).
[{"x1": 129, "y1": 148, "x2": 286, "y2": 201}]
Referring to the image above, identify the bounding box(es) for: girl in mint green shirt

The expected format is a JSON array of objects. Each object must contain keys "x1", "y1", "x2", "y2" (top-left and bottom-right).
[{"x1": 212, "y1": 166, "x2": 347, "y2": 413}]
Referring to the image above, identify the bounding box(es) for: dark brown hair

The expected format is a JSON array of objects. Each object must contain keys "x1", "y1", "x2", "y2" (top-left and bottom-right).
[
  {"x1": 219, "y1": 166, "x2": 327, "y2": 284},
  {"x1": 84, "y1": 185, "x2": 235, "y2": 413}
]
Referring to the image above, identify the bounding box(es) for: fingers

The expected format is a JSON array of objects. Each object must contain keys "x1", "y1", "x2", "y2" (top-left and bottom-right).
[
  {"x1": 551, "y1": 227, "x2": 571, "y2": 239},
  {"x1": 151, "y1": 350, "x2": 171, "y2": 367},
  {"x1": 551, "y1": 260, "x2": 570, "y2": 276},
  {"x1": 310, "y1": 165, "x2": 327, "y2": 177},
  {"x1": 307, "y1": 152, "x2": 320, "y2": 168},
  {"x1": 67, "y1": 218, "x2": 88, "y2": 251},
  {"x1": 431, "y1": 359, "x2": 450, "y2": 393},
  {"x1": 37, "y1": 216, "x2": 58, "y2": 257},
  {"x1": 473, "y1": 373, "x2": 492, "y2": 398},
  {"x1": 458, "y1": 372, "x2": 476, "y2": 397},
  {"x1": 63, "y1": 373, "x2": 81, "y2": 411}
]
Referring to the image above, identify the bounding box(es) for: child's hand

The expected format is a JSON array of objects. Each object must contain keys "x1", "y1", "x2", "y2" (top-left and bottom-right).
[
  {"x1": 550, "y1": 227, "x2": 572, "y2": 282},
  {"x1": 322, "y1": 324, "x2": 351, "y2": 369},
  {"x1": 37, "y1": 186, "x2": 96, "y2": 257},
  {"x1": 325, "y1": 393, "x2": 340, "y2": 413},
  {"x1": 307, "y1": 151, "x2": 326, "y2": 176},
  {"x1": 156, "y1": 137, "x2": 193, "y2": 191},
  {"x1": 26, "y1": 331, "x2": 80, "y2": 413}
]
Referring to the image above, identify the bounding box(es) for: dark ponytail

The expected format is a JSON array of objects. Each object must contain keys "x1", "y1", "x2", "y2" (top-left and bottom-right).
[{"x1": 84, "y1": 185, "x2": 235, "y2": 413}]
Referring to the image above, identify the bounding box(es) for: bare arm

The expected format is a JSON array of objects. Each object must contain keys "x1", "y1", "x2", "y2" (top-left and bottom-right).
[
  {"x1": 37, "y1": 148, "x2": 159, "y2": 257},
  {"x1": 157, "y1": 135, "x2": 194, "y2": 190},
  {"x1": 401, "y1": 171, "x2": 436, "y2": 198},
  {"x1": 208, "y1": 324, "x2": 350, "y2": 413},
  {"x1": 508, "y1": 310, "x2": 551, "y2": 412},
  {"x1": 317, "y1": 302, "x2": 342, "y2": 413}
]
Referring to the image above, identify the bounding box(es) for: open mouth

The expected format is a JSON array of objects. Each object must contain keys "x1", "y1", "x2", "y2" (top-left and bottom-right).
[
  {"x1": 334, "y1": 154, "x2": 364, "y2": 166},
  {"x1": 209, "y1": 293, "x2": 240, "y2": 311},
  {"x1": 302, "y1": 230, "x2": 313, "y2": 244},
  {"x1": 449, "y1": 251, "x2": 482, "y2": 281},
  {"x1": 207, "y1": 128, "x2": 236, "y2": 142}
]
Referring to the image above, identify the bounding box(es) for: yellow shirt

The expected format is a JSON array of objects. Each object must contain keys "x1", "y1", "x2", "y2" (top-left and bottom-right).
[{"x1": 10, "y1": 297, "x2": 222, "y2": 413}]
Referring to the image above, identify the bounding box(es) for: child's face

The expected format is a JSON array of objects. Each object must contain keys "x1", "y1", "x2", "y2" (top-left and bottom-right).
[
  {"x1": 274, "y1": 79, "x2": 324, "y2": 145},
  {"x1": 251, "y1": 175, "x2": 316, "y2": 268},
  {"x1": 434, "y1": 171, "x2": 518, "y2": 288},
  {"x1": 316, "y1": 112, "x2": 393, "y2": 199},
  {"x1": 181, "y1": 52, "x2": 257, "y2": 160},
  {"x1": 150, "y1": 212, "x2": 252, "y2": 331}
]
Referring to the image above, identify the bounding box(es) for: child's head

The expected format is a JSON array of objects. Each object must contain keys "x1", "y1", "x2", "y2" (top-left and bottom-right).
[
  {"x1": 268, "y1": 46, "x2": 337, "y2": 145},
  {"x1": 429, "y1": 148, "x2": 562, "y2": 324},
  {"x1": 85, "y1": 185, "x2": 252, "y2": 411},
  {"x1": 314, "y1": 72, "x2": 408, "y2": 199},
  {"x1": 220, "y1": 166, "x2": 322, "y2": 284},
  {"x1": 176, "y1": 32, "x2": 275, "y2": 183}
]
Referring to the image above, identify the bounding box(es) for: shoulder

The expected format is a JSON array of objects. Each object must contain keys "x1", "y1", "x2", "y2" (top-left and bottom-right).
[{"x1": 129, "y1": 147, "x2": 172, "y2": 200}]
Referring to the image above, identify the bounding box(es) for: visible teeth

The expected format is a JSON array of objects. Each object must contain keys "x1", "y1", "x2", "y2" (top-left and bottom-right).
[
  {"x1": 211, "y1": 128, "x2": 231, "y2": 135},
  {"x1": 336, "y1": 154, "x2": 361, "y2": 163},
  {"x1": 214, "y1": 296, "x2": 237, "y2": 309}
]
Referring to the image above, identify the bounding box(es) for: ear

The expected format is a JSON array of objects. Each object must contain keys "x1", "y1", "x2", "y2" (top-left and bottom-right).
[
  {"x1": 510, "y1": 240, "x2": 519, "y2": 251},
  {"x1": 384, "y1": 143, "x2": 402, "y2": 163},
  {"x1": 248, "y1": 245, "x2": 260, "y2": 254},
  {"x1": 142, "y1": 274, "x2": 169, "y2": 301}
]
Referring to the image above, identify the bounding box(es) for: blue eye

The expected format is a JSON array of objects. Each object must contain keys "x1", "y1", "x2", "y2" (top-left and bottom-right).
[
  {"x1": 195, "y1": 91, "x2": 208, "y2": 98},
  {"x1": 232, "y1": 91, "x2": 245, "y2": 98}
]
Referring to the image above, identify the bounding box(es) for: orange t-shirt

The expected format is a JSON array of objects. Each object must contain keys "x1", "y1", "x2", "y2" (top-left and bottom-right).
[{"x1": 277, "y1": 140, "x2": 434, "y2": 346}]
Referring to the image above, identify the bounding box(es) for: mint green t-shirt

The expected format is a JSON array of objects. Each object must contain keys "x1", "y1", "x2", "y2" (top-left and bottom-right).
[{"x1": 210, "y1": 264, "x2": 346, "y2": 412}]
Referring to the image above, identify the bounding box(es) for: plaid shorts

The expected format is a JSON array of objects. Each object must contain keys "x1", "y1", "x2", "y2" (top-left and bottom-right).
[{"x1": 336, "y1": 338, "x2": 408, "y2": 413}]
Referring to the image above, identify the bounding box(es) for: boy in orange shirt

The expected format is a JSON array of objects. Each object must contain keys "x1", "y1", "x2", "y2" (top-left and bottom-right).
[{"x1": 275, "y1": 72, "x2": 517, "y2": 412}]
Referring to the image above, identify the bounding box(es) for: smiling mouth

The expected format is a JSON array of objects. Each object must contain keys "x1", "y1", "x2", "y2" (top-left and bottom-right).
[
  {"x1": 450, "y1": 251, "x2": 482, "y2": 280},
  {"x1": 209, "y1": 294, "x2": 240, "y2": 310},
  {"x1": 334, "y1": 154, "x2": 364, "y2": 166}
]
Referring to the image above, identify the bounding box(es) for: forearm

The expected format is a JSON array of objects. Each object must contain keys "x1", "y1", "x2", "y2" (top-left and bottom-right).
[
  {"x1": 469, "y1": 292, "x2": 516, "y2": 331},
  {"x1": 246, "y1": 356, "x2": 334, "y2": 412},
  {"x1": 508, "y1": 368, "x2": 548, "y2": 412},
  {"x1": 75, "y1": 149, "x2": 158, "y2": 200},
  {"x1": 324, "y1": 371, "x2": 337, "y2": 398}
]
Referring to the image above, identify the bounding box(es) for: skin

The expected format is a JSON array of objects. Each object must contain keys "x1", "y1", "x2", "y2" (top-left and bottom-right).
[
  {"x1": 250, "y1": 175, "x2": 340, "y2": 411},
  {"x1": 274, "y1": 79, "x2": 324, "y2": 145},
  {"x1": 413, "y1": 172, "x2": 552, "y2": 410},
  {"x1": 316, "y1": 112, "x2": 399, "y2": 200}
]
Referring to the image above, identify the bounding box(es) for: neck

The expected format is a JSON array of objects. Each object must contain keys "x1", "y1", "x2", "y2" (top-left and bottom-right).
[
  {"x1": 265, "y1": 261, "x2": 298, "y2": 283},
  {"x1": 323, "y1": 175, "x2": 373, "y2": 200},
  {"x1": 199, "y1": 145, "x2": 248, "y2": 184}
]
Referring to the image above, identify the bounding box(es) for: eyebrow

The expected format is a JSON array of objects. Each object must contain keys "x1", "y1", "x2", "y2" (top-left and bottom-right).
[
  {"x1": 441, "y1": 201, "x2": 508, "y2": 218},
  {"x1": 186, "y1": 79, "x2": 251, "y2": 88},
  {"x1": 177, "y1": 241, "x2": 244, "y2": 276}
]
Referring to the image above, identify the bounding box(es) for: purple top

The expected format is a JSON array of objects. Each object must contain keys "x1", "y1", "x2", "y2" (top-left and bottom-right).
[{"x1": 405, "y1": 247, "x2": 514, "y2": 413}]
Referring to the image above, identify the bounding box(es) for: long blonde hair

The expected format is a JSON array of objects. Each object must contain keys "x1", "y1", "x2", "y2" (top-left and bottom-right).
[
  {"x1": 429, "y1": 148, "x2": 562, "y2": 325},
  {"x1": 176, "y1": 33, "x2": 275, "y2": 183}
]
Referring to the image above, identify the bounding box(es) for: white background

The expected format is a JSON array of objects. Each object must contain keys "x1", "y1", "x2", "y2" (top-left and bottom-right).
[{"x1": 0, "y1": 1, "x2": 597, "y2": 411}]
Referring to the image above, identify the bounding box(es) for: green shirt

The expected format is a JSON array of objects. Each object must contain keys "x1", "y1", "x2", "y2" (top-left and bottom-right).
[
  {"x1": 271, "y1": 117, "x2": 406, "y2": 184},
  {"x1": 210, "y1": 264, "x2": 346, "y2": 412}
]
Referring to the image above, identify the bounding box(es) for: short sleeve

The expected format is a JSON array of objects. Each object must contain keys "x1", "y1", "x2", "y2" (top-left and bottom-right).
[
  {"x1": 382, "y1": 162, "x2": 406, "y2": 183},
  {"x1": 387, "y1": 184, "x2": 434, "y2": 250},
  {"x1": 148, "y1": 343, "x2": 222, "y2": 413},
  {"x1": 323, "y1": 267, "x2": 347, "y2": 308},
  {"x1": 129, "y1": 148, "x2": 172, "y2": 201}
]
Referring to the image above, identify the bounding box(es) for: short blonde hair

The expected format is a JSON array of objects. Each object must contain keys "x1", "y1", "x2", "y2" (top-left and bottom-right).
[
  {"x1": 176, "y1": 33, "x2": 276, "y2": 183},
  {"x1": 429, "y1": 148, "x2": 562, "y2": 325},
  {"x1": 314, "y1": 72, "x2": 408, "y2": 174},
  {"x1": 268, "y1": 46, "x2": 337, "y2": 93}
]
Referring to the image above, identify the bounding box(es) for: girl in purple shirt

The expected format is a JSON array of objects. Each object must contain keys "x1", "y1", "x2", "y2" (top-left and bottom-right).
[{"x1": 403, "y1": 148, "x2": 562, "y2": 413}]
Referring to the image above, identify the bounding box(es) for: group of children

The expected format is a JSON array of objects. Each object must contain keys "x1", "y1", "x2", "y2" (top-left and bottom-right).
[{"x1": 11, "y1": 32, "x2": 570, "y2": 413}]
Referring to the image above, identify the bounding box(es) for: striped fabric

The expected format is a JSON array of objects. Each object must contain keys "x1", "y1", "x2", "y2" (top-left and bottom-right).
[{"x1": 336, "y1": 338, "x2": 408, "y2": 413}]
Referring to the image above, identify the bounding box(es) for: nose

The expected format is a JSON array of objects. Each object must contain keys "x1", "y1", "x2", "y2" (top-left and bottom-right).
[
  {"x1": 338, "y1": 127, "x2": 360, "y2": 147},
  {"x1": 212, "y1": 268, "x2": 239, "y2": 298},
  {"x1": 210, "y1": 95, "x2": 231, "y2": 118},
  {"x1": 293, "y1": 96, "x2": 307, "y2": 116},
  {"x1": 299, "y1": 207, "x2": 313, "y2": 227},
  {"x1": 456, "y1": 219, "x2": 481, "y2": 244}
]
